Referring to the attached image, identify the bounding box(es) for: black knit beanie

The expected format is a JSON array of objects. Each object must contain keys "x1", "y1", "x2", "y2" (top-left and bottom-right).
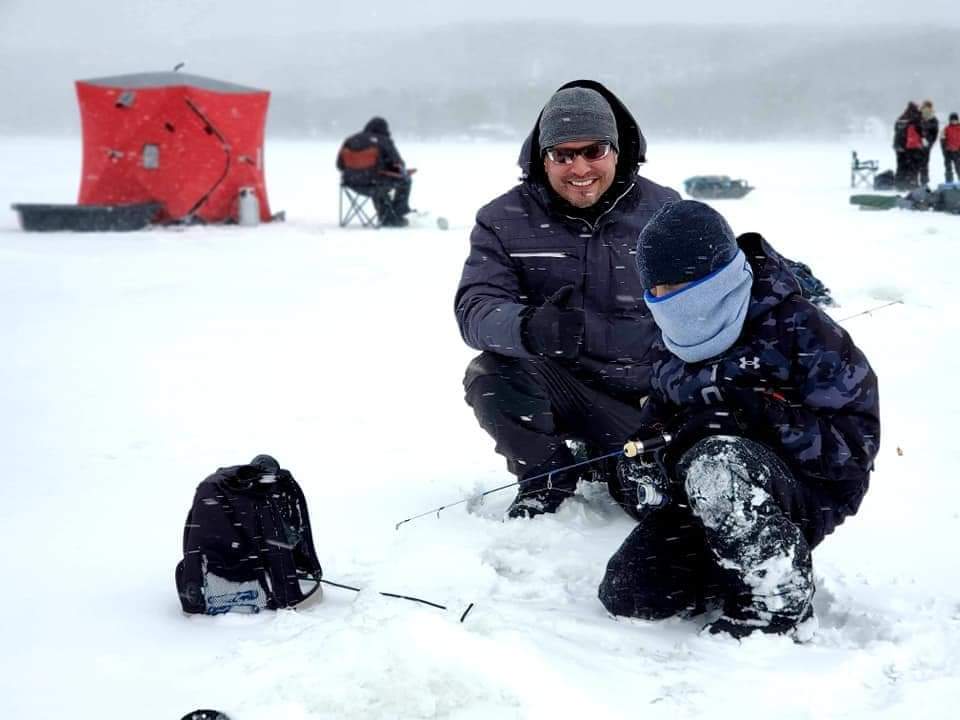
[
  {"x1": 635, "y1": 200, "x2": 738, "y2": 290},
  {"x1": 538, "y1": 88, "x2": 619, "y2": 153}
]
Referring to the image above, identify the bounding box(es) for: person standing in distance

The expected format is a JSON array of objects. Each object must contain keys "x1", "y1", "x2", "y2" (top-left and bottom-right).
[
  {"x1": 919, "y1": 100, "x2": 939, "y2": 187},
  {"x1": 455, "y1": 80, "x2": 680, "y2": 519},
  {"x1": 941, "y1": 111, "x2": 960, "y2": 183}
]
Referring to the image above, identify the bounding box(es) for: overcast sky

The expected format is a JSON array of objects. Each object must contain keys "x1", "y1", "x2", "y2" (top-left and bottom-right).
[
  {"x1": 1, "y1": 0, "x2": 956, "y2": 50},
  {"x1": 2, "y1": 0, "x2": 954, "y2": 138}
]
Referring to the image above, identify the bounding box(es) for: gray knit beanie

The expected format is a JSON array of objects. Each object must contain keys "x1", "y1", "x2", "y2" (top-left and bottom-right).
[{"x1": 538, "y1": 88, "x2": 619, "y2": 154}]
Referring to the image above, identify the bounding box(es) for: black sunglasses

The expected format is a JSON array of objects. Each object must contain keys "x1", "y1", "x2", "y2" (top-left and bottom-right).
[{"x1": 544, "y1": 141, "x2": 613, "y2": 165}]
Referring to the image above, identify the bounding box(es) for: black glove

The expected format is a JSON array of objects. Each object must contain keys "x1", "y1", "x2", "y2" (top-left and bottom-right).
[
  {"x1": 662, "y1": 405, "x2": 749, "y2": 472},
  {"x1": 522, "y1": 285, "x2": 585, "y2": 359}
]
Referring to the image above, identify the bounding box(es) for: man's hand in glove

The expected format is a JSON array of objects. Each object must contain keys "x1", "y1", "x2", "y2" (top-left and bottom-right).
[{"x1": 522, "y1": 285, "x2": 585, "y2": 359}]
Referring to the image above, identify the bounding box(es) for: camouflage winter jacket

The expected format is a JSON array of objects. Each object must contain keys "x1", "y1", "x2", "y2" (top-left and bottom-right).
[{"x1": 637, "y1": 233, "x2": 880, "y2": 516}]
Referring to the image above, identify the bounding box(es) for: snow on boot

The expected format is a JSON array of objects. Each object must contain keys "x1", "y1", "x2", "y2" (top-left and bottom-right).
[
  {"x1": 705, "y1": 601, "x2": 816, "y2": 642},
  {"x1": 680, "y1": 436, "x2": 814, "y2": 638},
  {"x1": 506, "y1": 484, "x2": 576, "y2": 518}
]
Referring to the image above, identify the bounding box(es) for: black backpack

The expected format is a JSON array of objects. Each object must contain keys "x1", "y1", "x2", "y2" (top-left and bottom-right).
[
  {"x1": 175, "y1": 454, "x2": 323, "y2": 614},
  {"x1": 873, "y1": 169, "x2": 896, "y2": 191},
  {"x1": 783, "y1": 257, "x2": 835, "y2": 307}
]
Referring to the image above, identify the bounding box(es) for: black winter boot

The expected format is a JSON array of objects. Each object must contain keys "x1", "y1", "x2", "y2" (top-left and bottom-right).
[
  {"x1": 506, "y1": 465, "x2": 581, "y2": 519},
  {"x1": 679, "y1": 437, "x2": 815, "y2": 639},
  {"x1": 506, "y1": 486, "x2": 574, "y2": 518}
]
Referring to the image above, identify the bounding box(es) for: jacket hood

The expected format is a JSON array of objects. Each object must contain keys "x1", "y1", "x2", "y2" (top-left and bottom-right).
[
  {"x1": 517, "y1": 79, "x2": 647, "y2": 183},
  {"x1": 899, "y1": 103, "x2": 921, "y2": 123},
  {"x1": 737, "y1": 232, "x2": 803, "y2": 322},
  {"x1": 364, "y1": 117, "x2": 390, "y2": 135}
]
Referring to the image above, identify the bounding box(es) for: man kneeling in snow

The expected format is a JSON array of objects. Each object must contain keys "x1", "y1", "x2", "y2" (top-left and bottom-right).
[{"x1": 599, "y1": 201, "x2": 880, "y2": 639}]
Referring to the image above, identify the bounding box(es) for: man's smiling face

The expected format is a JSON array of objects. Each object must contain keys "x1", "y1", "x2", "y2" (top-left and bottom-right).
[{"x1": 543, "y1": 139, "x2": 618, "y2": 208}]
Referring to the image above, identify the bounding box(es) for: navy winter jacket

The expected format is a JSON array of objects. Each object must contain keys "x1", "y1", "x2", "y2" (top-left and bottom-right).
[
  {"x1": 637, "y1": 233, "x2": 880, "y2": 522},
  {"x1": 455, "y1": 80, "x2": 680, "y2": 395}
]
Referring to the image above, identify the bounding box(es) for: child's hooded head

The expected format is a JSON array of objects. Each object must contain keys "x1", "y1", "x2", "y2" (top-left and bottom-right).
[{"x1": 635, "y1": 200, "x2": 754, "y2": 363}]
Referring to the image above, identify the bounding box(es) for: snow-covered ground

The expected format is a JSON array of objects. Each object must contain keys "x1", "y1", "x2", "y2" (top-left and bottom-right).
[{"x1": 1, "y1": 135, "x2": 958, "y2": 719}]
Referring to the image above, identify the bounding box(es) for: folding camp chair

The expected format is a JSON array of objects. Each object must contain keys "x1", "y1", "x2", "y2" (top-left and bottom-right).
[
  {"x1": 851, "y1": 151, "x2": 879, "y2": 188},
  {"x1": 339, "y1": 184, "x2": 380, "y2": 227},
  {"x1": 338, "y1": 184, "x2": 405, "y2": 228}
]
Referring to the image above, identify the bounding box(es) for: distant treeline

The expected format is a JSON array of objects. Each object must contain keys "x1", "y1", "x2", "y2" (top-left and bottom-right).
[{"x1": 1, "y1": 23, "x2": 953, "y2": 140}]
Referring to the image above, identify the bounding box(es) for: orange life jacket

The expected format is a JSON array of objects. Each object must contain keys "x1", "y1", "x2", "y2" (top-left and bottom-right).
[
  {"x1": 944, "y1": 124, "x2": 960, "y2": 152},
  {"x1": 905, "y1": 124, "x2": 924, "y2": 150},
  {"x1": 339, "y1": 146, "x2": 380, "y2": 171}
]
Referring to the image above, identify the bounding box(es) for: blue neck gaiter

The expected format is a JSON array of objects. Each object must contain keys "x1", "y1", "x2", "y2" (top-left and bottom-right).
[{"x1": 644, "y1": 249, "x2": 754, "y2": 363}]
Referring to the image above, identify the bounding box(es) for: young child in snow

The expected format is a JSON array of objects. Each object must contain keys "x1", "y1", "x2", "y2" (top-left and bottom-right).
[{"x1": 598, "y1": 200, "x2": 880, "y2": 639}]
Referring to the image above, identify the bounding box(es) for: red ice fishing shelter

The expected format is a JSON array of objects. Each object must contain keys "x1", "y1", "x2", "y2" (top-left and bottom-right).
[{"x1": 75, "y1": 72, "x2": 272, "y2": 223}]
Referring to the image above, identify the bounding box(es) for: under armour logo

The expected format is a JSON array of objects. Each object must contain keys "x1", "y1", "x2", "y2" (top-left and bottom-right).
[{"x1": 739, "y1": 356, "x2": 761, "y2": 370}]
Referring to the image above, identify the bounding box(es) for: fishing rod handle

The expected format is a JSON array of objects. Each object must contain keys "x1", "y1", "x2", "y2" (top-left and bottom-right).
[{"x1": 623, "y1": 433, "x2": 673, "y2": 458}]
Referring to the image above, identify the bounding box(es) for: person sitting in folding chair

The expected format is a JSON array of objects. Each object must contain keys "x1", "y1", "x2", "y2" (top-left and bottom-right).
[{"x1": 336, "y1": 117, "x2": 415, "y2": 227}]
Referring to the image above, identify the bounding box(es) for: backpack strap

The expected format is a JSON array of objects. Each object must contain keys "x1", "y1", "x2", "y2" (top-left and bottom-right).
[
  {"x1": 217, "y1": 467, "x2": 322, "y2": 609},
  {"x1": 286, "y1": 470, "x2": 324, "y2": 578},
  {"x1": 256, "y1": 470, "x2": 323, "y2": 607}
]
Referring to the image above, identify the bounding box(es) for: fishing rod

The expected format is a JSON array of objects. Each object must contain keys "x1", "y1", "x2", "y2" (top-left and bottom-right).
[
  {"x1": 837, "y1": 299, "x2": 903, "y2": 323},
  {"x1": 320, "y1": 578, "x2": 474, "y2": 622},
  {"x1": 394, "y1": 449, "x2": 623, "y2": 530},
  {"x1": 395, "y1": 434, "x2": 673, "y2": 530}
]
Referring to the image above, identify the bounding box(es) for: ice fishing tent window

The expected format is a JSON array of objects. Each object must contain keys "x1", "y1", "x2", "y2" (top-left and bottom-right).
[
  {"x1": 142, "y1": 144, "x2": 160, "y2": 169},
  {"x1": 116, "y1": 90, "x2": 136, "y2": 108}
]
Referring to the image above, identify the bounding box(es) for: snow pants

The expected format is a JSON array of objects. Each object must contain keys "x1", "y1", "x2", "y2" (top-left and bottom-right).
[
  {"x1": 463, "y1": 352, "x2": 646, "y2": 490},
  {"x1": 921, "y1": 147, "x2": 933, "y2": 186},
  {"x1": 599, "y1": 436, "x2": 818, "y2": 627},
  {"x1": 373, "y1": 175, "x2": 412, "y2": 225},
  {"x1": 944, "y1": 150, "x2": 960, "y2": 183},
  {"x1": 895, "y1": 149, "x2": 924, "y2": 189}
]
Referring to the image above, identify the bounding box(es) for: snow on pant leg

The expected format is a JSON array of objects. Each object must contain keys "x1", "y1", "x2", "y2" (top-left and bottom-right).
[
  {"x1": 677, "y1": 436, "x2": 813, "y2": 628},
  {"x1": 598, "y1": 504, "x2": 727, "y2": 620},
  {"x1": 391, "y1": 175, "x2": 412, "y2": 215},
  {"x1": 463, "y1": 352, "x2": 645, "y2": 481},
  {"x1": 371, "y1": 187, "x2": 392, "y2": 224},
  {"x1": 375, "y1": 176, "x2": 412, "y2": 220}
]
